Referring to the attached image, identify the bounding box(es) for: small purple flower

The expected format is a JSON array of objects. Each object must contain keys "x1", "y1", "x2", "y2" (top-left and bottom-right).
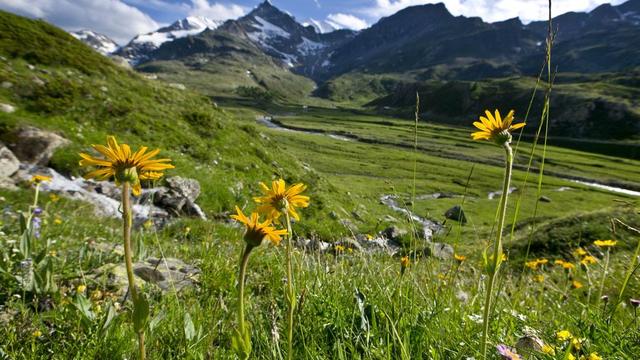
[
  {"x1": 33, "y1": 207, "x2": 43, "y2": 215},
  {"x1": 631, "y1": 299, "x2": 640, "y2": 308},
  {"x1": 496, "y1": 344, "x2": 521, "y2": 360},
  {"x1": 31, "y1": 216, "x2": 41, "y2": 239}
]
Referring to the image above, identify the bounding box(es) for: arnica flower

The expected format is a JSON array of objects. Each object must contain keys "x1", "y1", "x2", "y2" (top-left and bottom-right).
[
  {"x1": 572, "y1": 280, "x2": 584, "y2": 289},
  {"x1": 496, "y1": 344, "x2": 521, "y2": 360},
  {"x1": 471, "y1": 109, "x2": 525, "y2": 144},
  {"x1": 401, "y1": 255, "x2": 410, "y2": 269},
  {"x1": 79, "y1": 136, "x2": 174, "y2": 196},
  {"x1": 580, "y1": 255, "x2": 598, "y2": 266},
  {"x1": 230, "y1": 206, "x2": 287, "y2": 248},
  {"x1": 77, "y1": 284, "x2": 87, "y2": 293},
  {"x1": 555, "y1": 260, "x2": 575, "y2": 270},
  {"x1": 525, "y1": 258, "x2": 548, "y2": 270},
  {"x1": 533, "y1": 274, "x2": 545, "y2": 283},
  {"x1": 32, "y1": 330, "x2": 42, "y2": 338},
  {"x1": 253, "y1": 179, "x2": 310, "y2": 221},
  {"x1": 454, "y1": 253, "x2": 466, "y2": 262},
  {"x1": 334, "y1": 244, "x2": 345, "y2": 252},
  {"x1": 556, "y1": 330, "x2": 572, "y2": 342},
  {"x1": 584, "y1": 353, "x2": 602, "y2": 360},
  {"x1": 542, "y1": 344, "x2": 555, "y2": 355},
  {"x1": 49, "y1": 193, "x2": 60, "y2": 202},
  {"x1": 573, "y1": 248, "x2": 587, "y2": 257},
  {"x1": 30, "y1": 175, "x2": 52, "y2": 184},
  {"x1": 593, "y1": 239, "x2": 617, "y2": 248}
]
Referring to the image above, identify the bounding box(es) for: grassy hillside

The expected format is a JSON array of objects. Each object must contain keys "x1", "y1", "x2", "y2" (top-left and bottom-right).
[{"x1": 0, "y1": 10, "x2": 349, "y2": 238}]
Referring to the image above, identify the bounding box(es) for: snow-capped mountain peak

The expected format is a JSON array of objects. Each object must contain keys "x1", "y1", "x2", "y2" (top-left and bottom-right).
[{"x1": 71, "y1": 30, "x2": 119, "y2": 55}]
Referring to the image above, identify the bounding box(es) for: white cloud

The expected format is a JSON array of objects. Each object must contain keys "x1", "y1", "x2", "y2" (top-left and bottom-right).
[
  {"x1": 188, "y1": 0, "x2": 246, "y2": 21},
  {"x1": 362, "y1": 0, "x2": 629, "y2": 24},
  {"x1": 326, "y1": 13, "x2": 368, "y2": 30},
  {"x1": 0, "y1": 0, "x2": 160, "y2": 44}
]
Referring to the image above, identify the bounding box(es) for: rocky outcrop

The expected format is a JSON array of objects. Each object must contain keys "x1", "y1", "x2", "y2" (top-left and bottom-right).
[
  {"x1": 8, "y1": 126, "x2": 70, "y2": 165},
  {"x1": 145, "y1": 176, "x2": 207, "y2": 220},
  {"x1": 0, "y1": 143, "x2": 20, "y2": 179}
]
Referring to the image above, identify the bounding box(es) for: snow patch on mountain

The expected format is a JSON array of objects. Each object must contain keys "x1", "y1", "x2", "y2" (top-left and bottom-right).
[
  {"x1": 297, "y1": 37, "x2": 325, "y2": 55},
  {"x1": 71, "y1": 30, "x2": 119, "y2": 55},
  {"x1": 132, "y1": 16, "x2": 221, "y2": 47},
  {"x1": 248, "y1": 16, "x2": 291, "y2": 43}
]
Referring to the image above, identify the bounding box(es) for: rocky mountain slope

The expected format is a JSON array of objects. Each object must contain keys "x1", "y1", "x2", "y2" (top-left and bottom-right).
[{"x1": 70, "y1": 30, "x2": 118, "y2": 55}]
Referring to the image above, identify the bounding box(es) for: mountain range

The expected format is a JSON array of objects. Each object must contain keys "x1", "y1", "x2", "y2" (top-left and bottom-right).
[{"x1": 69, "y1": 0, "x2": 640, "y2": 141}]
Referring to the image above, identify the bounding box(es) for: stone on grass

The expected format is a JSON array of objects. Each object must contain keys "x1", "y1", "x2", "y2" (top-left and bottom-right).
[
  {"x1": 9, "y1": 126, "x2": 70, "y2": 165},
  {"x1": 444, "y1": 205, "x2": 467, "y2": 224}
]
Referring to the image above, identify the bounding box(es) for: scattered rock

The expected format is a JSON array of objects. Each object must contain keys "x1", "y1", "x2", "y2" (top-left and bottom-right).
[
  {"x1": 27, "y1": 64, "x2": 35, "y2": 70},
  {"x1": 488, "y1": 187, "x2": 517, "y2": 200},
  {"x1": 329, "y1": 211, "x2": 339, "y2": 219},
  {"x1": 99, "y1": 86, "x2": 108, "y2": 92},
  {"x1": 0, "y1": 143, "x2": 20, "y2": 179},
  {"x1": 169, "y1": 83, "x2": 186, "y2": 90},
  {"x1": 444, "y1": 205, "x2": 467, "y2": 224},
  {"x1": 109, "y1": 56, "x2": 132, "y2": 70},
  {"x1": 1, "y1": 81, "x2": 12, "y2": 89},
  {"x1": 382, "y1": 225, "x2": 407, "y2": 241},
  {"x1": 0, "y1": 103, "x2": 15, "y2": 113},
  {"x1": 149, "y1": 176, "x2": 206, "y2": 220},
  {"x1": 92, "y1": 257, "x2": 199, "y2": 297},
  {"x1": 9, "y1": 126, "x2": 70, "y2": 165},
  {"x1": 32, "y1": 77, "x2": 45, "y2": 86},
  {"x1": 539, "y1": 195, "x2": 552, "y2": 203},
  {"x1": 430, "y1": 242, "x2": 454, "y2": 260}
]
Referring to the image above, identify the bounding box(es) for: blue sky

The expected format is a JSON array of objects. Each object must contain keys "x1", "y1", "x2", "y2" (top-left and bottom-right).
[{"x1": 0, "y1": 0, "x2": 627, "y2": 44}]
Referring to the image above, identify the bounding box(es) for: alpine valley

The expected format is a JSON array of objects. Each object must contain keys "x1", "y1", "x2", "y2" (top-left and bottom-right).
[{"x1": 69, "y1": 0, "x2": 640, "y2": 145}]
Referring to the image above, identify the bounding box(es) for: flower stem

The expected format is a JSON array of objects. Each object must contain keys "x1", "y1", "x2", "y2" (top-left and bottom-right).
[
  {"x1": 238, "y1": 244, "x2": 253, "y2": 337},
  {"x1": 480, "y1": 142, "x2": 513, "y2": 359},
  {"x1": 597, "y1": 249, "x2": 610, "y2": 304},
  {"x1": 122, "y1": 182, "x2": 145, "y2": 360},
  {"x1": 284, "y1": 211, "x2": 295, "y2": 360}
]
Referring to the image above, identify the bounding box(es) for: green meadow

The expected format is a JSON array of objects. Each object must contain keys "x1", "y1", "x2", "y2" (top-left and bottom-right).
[{"x1": 0, "y1": 9, "x2": 639, "y2": 360}]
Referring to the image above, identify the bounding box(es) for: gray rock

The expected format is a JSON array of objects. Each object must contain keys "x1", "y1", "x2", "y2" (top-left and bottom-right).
[
  {"x1": 27, "y1": 64, "x2": 35, "y2": 70},
  {"x1": 32, "y1": 77, "x2": 45, "y2": 86},
  {"x1": 9, "y1": 126, "x2": 70, "y2": 165},
  {"x1": 430, "y1": 242, "x2": 454, "y2": 260},
  {"x1": 329, "y1": 211, "x2": 339, "y2": 219},
  {"x1": 0, "y1": 144, "x2": 19, "y2": 178},
  {"x1": 1, "y1": 81, "x2": 12, "y2": 89},
  {"x1": 169, "y1": 83, "x2": 186, "y2": 90},
  {"x1": 149, "y1": 176, "x2": 205, "y2": 219},
  {"x1": 0, "y1": 103, "x2": 15, "y2": 113},
  {"x1": 444, "y1": 205, "x2": 467, "y2": 224},
  {"x1": 92, "y1": 257, "x2": 199, "y2": 297},
  {"x1": 382, "y1": 225, "x2": 407, "y2": 241},
  {"x1": 539, "y1": 195, "x2": 552, "y2": 203}
]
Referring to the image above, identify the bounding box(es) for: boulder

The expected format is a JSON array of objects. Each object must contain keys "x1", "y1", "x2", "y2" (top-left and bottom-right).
[
  {"x1": 430, "y1": 242, "x2": 454, "y2": 260},
  {"x1": 382, "y1": 225, "x2": 407, "y2": 241},
  {"x1": 9, "y1": 126, "x2": 70, "y2": 165},
  {"x1": 0, "y1": 103, "x2": 15, "y2": 113},
  {"x1": 0, "y1": 143, "x2": 19, "y2": 178},
  {"x1": 444, "y1": 205, "x2": 467, "y2": 224},
  {"x1": 539, "y1": 195, "x2": 552, "y2": 203},
  {"x1": 92, "y1": 257, "x2": 199, "y2": 297},
  {"x1": 151, "y1": 176, "x2": 206, "y2": 219}
]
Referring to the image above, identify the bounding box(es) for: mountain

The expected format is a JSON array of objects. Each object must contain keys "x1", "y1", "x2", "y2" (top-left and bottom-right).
[
  {"x1": 70, "y1": 30, "x2": 119, "y2": 55},
  {"x1": 115, "y1": 16, "x2": 222, "y2": 64}
]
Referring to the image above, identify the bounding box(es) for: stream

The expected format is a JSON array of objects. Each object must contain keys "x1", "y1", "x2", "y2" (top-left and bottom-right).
[{"x1": 257, "y1": 116, "x2": 640, "y2": 198}]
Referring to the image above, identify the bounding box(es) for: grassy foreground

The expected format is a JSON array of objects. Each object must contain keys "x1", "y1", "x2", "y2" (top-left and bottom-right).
[{"x1": 0, "y1": 8, "x2": 639, "y2": 360}]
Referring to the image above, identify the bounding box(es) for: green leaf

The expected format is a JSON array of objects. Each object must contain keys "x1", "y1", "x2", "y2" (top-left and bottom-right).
[
  {"x1": 183, "y1": 312, "x2": 195, "y2": 341},
  {"x1": 100, "y1": 303, "x2": 118, "y2": 335},
  {"x1": 149, "y1": 310, "x2": 166, "y2": 332},
  {"x1": 230, "y1": 325, "x2": 252, "y2": 360},
  {"x1": 132, "y1": 293, "x2": 150, "y2": 333}
]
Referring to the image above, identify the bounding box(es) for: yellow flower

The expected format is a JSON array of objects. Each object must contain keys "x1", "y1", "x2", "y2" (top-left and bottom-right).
[
  {"x1": 525, "y1": 258, "x2": 548, "y2": 270},
  {"x1": 471, "y1": 109, "x2": 525, "y2": 142},
  {"x1": 366, "y1": 234, "x2": 373, "y2": 240},
  {"x1": 454, "y1": 253, "x2": 466, "y2": 262},
  {"x1": 542, "y1": 344, "x2": 555, "y2": 355},
  {"x1": 77, "y1": 284, "x2": 86, "y2": 293},
  {"x1": 573, "y1": 248, "x2": 587, "y2": 257},
  {"x1": 593, "y1": 240, "x2": 617, "y2": 248},
  {"x1": 571, "y1": 337, "x2": 583, "y2": 350},
  {"x1": 556, "y1": 330, "x2": 572, "y2": 341},
  {"x1": 53, "y1": 218, "x2": 62, "y2": 225},
  {"x1": 32, "y1": 330, "x2": 42, "y2": 338},
  {"x1": 79, "y1": 136, "x2": 174, "y2": 196},
  {"x1": 30, "y1": 175, "x2": 52, "y2": 184},
  {"x1": 586, "y1": 353, "x2": 602, "y2": 360},
  {"x1": 572, "y1": 280, "x2": 584, "y2": 289},
  {"x1": 143, "y1": 219, "x2": 153, "y2": 229},
  {"x1": 90, "y1": 289, "x2": 103, "y2": 301},
  {"x1": 49, "y1": 193, "x2": 60, "y2": 202},
  {"x1": 230, "y1": 206, "x2": 287, "y2": 247},
  {"x1": 401, "y1": 256, "x2": 410, "y2": 269},
  {"x1": 48, "y1": 250, "x2": 57, "y2": 257},
  {"x1": 580, "y1": 255, "x2": 598, "y2": 266},
  {"x1": 335, "y1": 244, "x2": 345, "y2": 252},
  {"x1": 253, "y1": 179, "x2": 310, "y2": 221},
  {"x1": 567, "y1": 354, "x2": 576, "y2": 360},
  {"x1": 533, "y1": 274, "x2": 545, "y2": 283},
  {"x1": 555, "y1": 260, "x2": 575, "y2": 270}
]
